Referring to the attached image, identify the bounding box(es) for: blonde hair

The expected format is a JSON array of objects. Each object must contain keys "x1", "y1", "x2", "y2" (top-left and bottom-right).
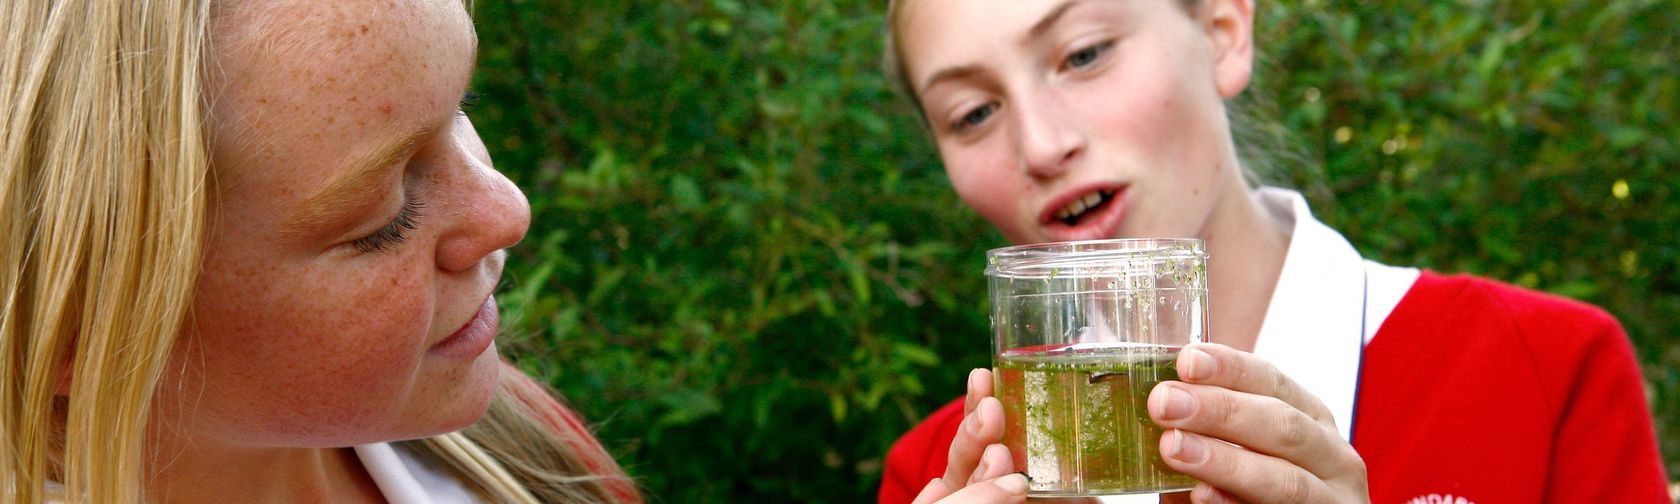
[
  {"x1": 410, "y1": 364, "x2": 639, "y2": 503},
  {"x1": 0, "y1": 0, "x2": 635, "y2": 502}
]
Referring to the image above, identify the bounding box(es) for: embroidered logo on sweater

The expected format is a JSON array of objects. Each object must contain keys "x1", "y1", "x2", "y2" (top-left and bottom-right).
[{"x1": 1405, "y1": 494, "x2": 1475, "y2": 504}]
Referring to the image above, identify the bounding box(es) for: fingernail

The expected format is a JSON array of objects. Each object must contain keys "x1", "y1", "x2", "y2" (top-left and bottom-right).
[
  {"x1": 995, "y1": 473, "x2": 1029, "y2": 495},
  {"x1": 1149, "y1": 384, "x2": 1202, "y2": 423},
  {"x1": 1159, "y1": 385, "x2": 1196, "y2": 421},
  {"x1": 971, "y1": 458, "x2": 989, "y2": 484},
  {"x1": 1182, "y1": 348, "x2": 1216, "y2": 381},
  {"x1": 1167, "y1": 429, "x2": 1209, "y2": 464},
  {"x1": 965, "y1": 410, "x2": 982, "y2": 435},
  {"x1": 967, "y1": 369, "x2": 982, "y2": 402}
]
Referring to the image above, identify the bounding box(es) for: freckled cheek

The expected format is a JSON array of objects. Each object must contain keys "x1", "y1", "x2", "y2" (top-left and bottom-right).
[
  {"x1": 188, "y1": 256, "x2": 434, "y2": 411},
  {"x1": 302, "y1": 265, "x2": 433, "y2": 364}
]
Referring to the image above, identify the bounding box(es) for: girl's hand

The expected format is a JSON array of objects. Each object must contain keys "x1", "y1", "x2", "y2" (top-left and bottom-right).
[
  {"x1": 1148, "y1": 343, "x2": 1371, "y2": 503},
  {"x1": 912, "y1": 369, "x2": 1028, "y2": 504},
  {"x1": 911, "y1": 472, "x2": 1029, "y2": 504}
]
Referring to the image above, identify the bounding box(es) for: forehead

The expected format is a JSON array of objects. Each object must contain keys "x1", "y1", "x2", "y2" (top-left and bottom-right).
[
  {"x1": 213, "y1": 0, "x2": 470, "y2": 88},
  {"x1": 206, "y1": 0, "x2": 474, "y2": 182},
  {"x1": 897, "y1": 0, "x2": 1070, "y2": 78}
]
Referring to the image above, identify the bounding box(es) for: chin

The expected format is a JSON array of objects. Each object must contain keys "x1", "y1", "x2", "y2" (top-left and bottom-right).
[{"x1": 420, "y1": 346, "x2": 504, "y2": 436}]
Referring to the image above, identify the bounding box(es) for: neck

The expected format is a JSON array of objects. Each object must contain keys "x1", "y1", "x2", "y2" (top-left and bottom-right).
[
  {"x1": 1199, "y1": 177, "x2": 1291, "y2": 353},
  {"x1": 146, "y1": 441, "x2": 384, "y2": 504}
]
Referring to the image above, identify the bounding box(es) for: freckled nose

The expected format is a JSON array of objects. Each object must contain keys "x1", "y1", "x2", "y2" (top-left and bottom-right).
[
  {"x1": 1013, "y1": 92, "x2": 1085, "y2": 179},
  {"x1": 436, "y1": 154, "x2": 532, "y2": 273}
]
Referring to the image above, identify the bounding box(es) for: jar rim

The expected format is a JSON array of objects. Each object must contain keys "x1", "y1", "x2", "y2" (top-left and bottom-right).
[{"x1": 985, "y1": 238, "x2": 1206, "y2": 279}]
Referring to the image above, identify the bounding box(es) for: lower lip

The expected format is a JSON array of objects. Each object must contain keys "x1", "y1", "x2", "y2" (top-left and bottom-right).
[
  {"x1": 1045, "y1": 189, "x2": 1129, "y2": 242},
  {"x1": 430, "y1": 297, "x2": 498, "y2": 359}
]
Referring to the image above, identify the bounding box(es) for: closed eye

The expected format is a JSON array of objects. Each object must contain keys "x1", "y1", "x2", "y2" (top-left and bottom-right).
[
  {"x1": 456, "y1": 91, "x2": 481, "y2": 117},
  {"x1": 351, "y1": 194, "x2": 425, "y2": 254}
]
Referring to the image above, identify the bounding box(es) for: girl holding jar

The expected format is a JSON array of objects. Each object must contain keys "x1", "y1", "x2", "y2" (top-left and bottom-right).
[{"x1": 878, "y1": 1, "x2": 1668, "y2": 503}]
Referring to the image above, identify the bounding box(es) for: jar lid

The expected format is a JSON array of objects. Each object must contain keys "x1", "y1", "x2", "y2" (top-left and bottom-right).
[{"x1": 984, "y1": 238, "x2": 1206, "y2": 280}]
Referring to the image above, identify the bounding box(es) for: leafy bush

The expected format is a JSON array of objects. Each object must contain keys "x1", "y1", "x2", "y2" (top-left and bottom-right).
[{"x1": 469, "y1": 0, "x2": 1676, "y2": 500}]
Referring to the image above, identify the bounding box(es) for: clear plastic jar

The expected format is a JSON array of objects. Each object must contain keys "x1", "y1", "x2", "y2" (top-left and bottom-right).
[{"x1": 986, "y1": 238, "x2": 1208, "y2": 497}]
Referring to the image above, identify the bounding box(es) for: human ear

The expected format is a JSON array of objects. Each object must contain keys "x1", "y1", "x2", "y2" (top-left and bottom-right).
[{"x1": 1201, "y1": 0, "x2": 1255, "y2": 98}]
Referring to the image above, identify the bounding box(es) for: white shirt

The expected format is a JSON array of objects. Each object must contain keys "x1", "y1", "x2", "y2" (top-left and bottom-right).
[
  {"x1": 354, "y1": 443, "x2": 483, "y2": 504},
  {"x1": 1101, "y1": 188, "x2": 1419, "y2": 503},
  {"x1": 1250, "y1": 187, "x2": 1418, "y2": 440}
]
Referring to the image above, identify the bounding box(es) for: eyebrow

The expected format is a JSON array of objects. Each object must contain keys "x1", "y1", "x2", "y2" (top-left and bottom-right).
[
  {"x1": 280, "y1": 34, "x2": 481, "y2": 239},
  {"x1": 916, "y1": 0, "x2": 1086, "y2": 96},
  {"x1": 918, "y1": 65, "x2": 983, "y2": 97},
  {"x1": 281, "y1": 126, "x2": 429, "y2": 238},
  {"x1": 1027, "y1": 0, "x2": 1084, "y2": 41}
]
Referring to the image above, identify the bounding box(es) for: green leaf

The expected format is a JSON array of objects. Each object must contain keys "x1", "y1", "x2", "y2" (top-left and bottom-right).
[
  {"x1": 828, "y1": 391, "x2": 848, "y2": 422},
  {"x1": 892, "y1": 342, "x2": 941, "y2": 367},
  {"x1": 670, "y1": 173, "x2": 704, "y2": 211},
  {"x1": 656, "y1": 389, "x2": 723, "y2": 428}
]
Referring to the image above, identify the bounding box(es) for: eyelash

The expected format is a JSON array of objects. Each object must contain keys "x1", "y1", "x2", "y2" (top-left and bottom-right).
[
  {"x1": 950, "y1": 102, "x2": 999, "y2": 134},
  {"x1": 351, "y1": 194, "x2": 425, "y2": 254},
  {"x1": 456, "y1": 91, "x2": 481, "y2": 116},
  {"x1": 1063, "y1": 40, "x2": 1116, "y2": 70}
]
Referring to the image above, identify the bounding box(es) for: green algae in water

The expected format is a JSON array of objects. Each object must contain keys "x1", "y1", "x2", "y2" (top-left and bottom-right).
[{"x1": 995, "y1": 344, "x2": 1196, "y2": 496}]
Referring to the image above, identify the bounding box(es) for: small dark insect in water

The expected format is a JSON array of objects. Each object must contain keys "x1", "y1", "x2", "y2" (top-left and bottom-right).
[{"x1": 1089, "y1": 371, "x2": 1127, "y2": 383}]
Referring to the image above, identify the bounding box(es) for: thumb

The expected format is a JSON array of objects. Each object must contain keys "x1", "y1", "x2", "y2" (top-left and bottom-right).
[{"x1": 918, "y1": 474, "x2": 1030, "y2": 504}]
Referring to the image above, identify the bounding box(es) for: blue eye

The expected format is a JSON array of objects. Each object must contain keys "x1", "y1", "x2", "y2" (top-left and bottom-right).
[
  {"x1": 352, "y1": 195, "x2": 425, "y2": 254},
  {"x1": 1065, "y1": 40, "x2": 1115, "y2": 70},
  {"x1": 953, "y1": 103, "x2": 998, "y2": 133}
]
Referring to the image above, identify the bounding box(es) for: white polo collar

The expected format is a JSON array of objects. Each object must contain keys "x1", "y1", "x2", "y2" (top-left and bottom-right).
[
  {"x1": 1250, "y1": 187, "x2": 1418, "y2": 441},
  {"x1": 355, "y1": 442, "x2": 482, "y2": 504}
]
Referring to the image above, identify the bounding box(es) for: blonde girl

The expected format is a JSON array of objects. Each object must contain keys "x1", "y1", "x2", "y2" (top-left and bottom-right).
[{"x1": 1, "y1": 0, "x2": 640, "y2": 501}]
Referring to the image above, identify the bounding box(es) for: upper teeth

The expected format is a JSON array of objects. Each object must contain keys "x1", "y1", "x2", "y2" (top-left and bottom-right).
[{"x1": 1053, "y1": 190, "x2": 1113, "y2": 223}]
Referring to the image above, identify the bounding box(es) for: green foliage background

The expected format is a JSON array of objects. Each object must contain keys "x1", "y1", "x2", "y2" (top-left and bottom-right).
[{"x1": 468, "y1": 0, "x2": 1677, "y2": 500}]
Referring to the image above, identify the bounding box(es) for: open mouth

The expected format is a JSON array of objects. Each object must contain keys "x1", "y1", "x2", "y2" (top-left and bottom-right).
[{"x1": 1051, "y1": 189, "x2": 1118, "y2": 226}]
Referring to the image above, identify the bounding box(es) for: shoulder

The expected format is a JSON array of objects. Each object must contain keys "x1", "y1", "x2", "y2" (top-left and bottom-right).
[
  {"x1": 1358, "y1": 272, "x2": 1665, "y2": 503},
  {"x1": 879, "y1": 398, "x2": 965, "y2": 504},
  {"x1": 1387, "y1": 271, "x2": 1625, "y2": 351},
  {"x1": 1367, "y1": 270, "x2": 1638, "y2": 419}
]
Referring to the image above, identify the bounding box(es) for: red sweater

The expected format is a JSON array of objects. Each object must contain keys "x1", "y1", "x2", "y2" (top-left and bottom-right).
[{"x1": 877, "y1": 272, "x2": 1668, "y2": 503}]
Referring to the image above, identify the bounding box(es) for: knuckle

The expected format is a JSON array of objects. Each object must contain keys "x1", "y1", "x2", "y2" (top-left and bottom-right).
[
  {"x1": 1259, "y1": 395, "x2": 1292, "y2": 415},
  {"x1": 1232, "y1": 357, "x2": 1256, "y2": 385},
  {"x1": 1276, "y1": 410, "x2": 1317, "y2": 452},
  {"x1": 1270, "y1": 366, "x2": 1293, "y2": 397},
  {"x1": 1212, "y1": 391, "x2": 1243, "y2": 426},
  {"x1": 1281, "y1": 469, "x2": 1314, "y2": 504}
]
